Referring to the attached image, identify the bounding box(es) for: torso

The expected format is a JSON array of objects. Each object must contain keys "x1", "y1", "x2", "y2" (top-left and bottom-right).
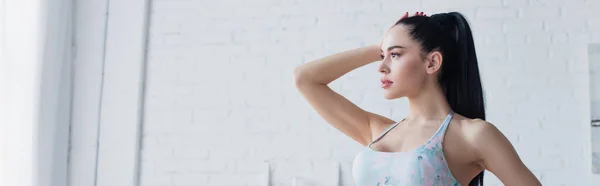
[{"x1": 352, "y1": 111, "x2": 484, "y2": 185}]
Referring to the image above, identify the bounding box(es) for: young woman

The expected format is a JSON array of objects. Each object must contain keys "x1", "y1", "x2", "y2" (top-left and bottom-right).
[{"x1": 292, "y1": 12, "x2": 542, "y2": 186}]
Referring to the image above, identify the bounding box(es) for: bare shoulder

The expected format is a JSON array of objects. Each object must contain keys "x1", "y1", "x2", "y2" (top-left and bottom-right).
[
  {"x1": 460, "y1": 118, "x2": 498, "y2": 137},
  {"x1": 446, "y1": 114, "x2": 541, "y2": 185},
  {"x1": 451, "y1": 115, "x2": 541, "y2": 185},
  {"x1": 448, "y1": 115, "x2": 492, "y2": 134},
  {"x1": 454, "y1": 115, "x2": 518, "y2": 161},
  {"x1": 454, "y1": 117, "x2": 503, "y2": 146},
  {"x1": 448, "y1": 115, "x2": 507, "y2": 154}
]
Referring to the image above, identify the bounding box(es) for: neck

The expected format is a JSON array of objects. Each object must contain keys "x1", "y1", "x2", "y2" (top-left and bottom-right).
[{"x1": 406, "y1": 83, "x2": 451, "y2": 121}]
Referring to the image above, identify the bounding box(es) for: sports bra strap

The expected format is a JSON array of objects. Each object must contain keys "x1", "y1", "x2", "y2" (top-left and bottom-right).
[{"x1": 367, "y1": 119, "x2": 404, "y2": 147}]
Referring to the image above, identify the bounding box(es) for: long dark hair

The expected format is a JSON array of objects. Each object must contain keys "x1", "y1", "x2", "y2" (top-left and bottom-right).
[{"x1": 396, "y1": 12, "x2": 486, "y2": 186}]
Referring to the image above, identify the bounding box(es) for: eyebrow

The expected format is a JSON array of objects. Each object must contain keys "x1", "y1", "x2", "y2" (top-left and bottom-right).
[{"x1": 380, "y1": 45, "x2": 405, "y2": 52}]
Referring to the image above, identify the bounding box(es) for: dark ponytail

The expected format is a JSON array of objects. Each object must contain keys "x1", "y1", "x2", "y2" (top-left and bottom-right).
[{"x1": 396, "y1": 12, "x2": 486, "y2": 186}]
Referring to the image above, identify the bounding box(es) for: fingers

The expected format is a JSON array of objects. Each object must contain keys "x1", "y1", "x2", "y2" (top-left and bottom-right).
[
  {"x1": 400, "y1": 12, "x2": 409, "y2": 19},
  {"x1": 414, "y1": 12, "x2": 426, "y2": 16},
  {"x1": 400, "y1": 11, "x2": 426, "y2": 21},
  {"x1": 392, "y1": 11, "x2": 426, "y2": 30}
]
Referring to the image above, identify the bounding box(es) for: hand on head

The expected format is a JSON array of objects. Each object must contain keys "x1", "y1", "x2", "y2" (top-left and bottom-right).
[
  {"x1": 400, "y1": 11, "x2": 427, "y2": 20},
  {"x1": 379, "y1": 11, "x2": 427, "y2": 49}
]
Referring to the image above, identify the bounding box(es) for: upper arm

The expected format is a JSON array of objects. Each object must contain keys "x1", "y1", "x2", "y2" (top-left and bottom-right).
[
  {"x1": 469, "y1": 121, "x2": 541, "y2": 186},
  {"x1": 293, "y1": 76, "x2": 394, "y2": 146}
]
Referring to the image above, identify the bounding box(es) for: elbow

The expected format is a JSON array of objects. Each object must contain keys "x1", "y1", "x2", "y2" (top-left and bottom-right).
[
  {"x1": 292, "y1": 67, "x2": 310, "y2": 86},
  {"x1": 293, "y1": 65, "x2": 325, "y2": 87}
]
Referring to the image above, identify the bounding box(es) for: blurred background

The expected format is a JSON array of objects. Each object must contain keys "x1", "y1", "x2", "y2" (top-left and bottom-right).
[{"x1": 1, "y1": 0, "x2": 600, "y2": 185}]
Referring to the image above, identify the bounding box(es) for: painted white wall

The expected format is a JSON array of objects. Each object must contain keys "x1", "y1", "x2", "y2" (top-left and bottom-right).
[
  {"x1": 1, "y1": 0, "x2": 73, "y2": 185},
  {"x1": 36, "y1": 0, "x2": 74, "y2": 184},
  {"x1": 142, "y1": 0, "x2": 600, "y2": 185},
  {"x1": 68, "y1": 0, "x2": 108, "y2": 185},
  {"x1": 1, "y1": 0, "x2": 84, "y2": 186},
  {"x1": 591, "y1": 44, "x2": 600, "y2": 120},
  {"x1": 0, "y1": 0, "x2": 43, "y2": 186},
  {"x1": 94, "y1": 0, "x2": 149, "y2": 186},
  {"x1": 591, "y1": 43, "x2": 600, "y2": 181},
  {"x1": 0, "y1": 0, "x2": 149, "y2": 185},
  {"x1": 69, "y1": 0, "x2": 150, "y2": 186}
]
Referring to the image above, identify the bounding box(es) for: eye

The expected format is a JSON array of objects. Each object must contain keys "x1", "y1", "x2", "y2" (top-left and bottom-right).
[
  {"x1": 380, "y1": 53, "x2": 385, "y2": 59},
  {"x1": 390, "y1": 52, "x2": 401, "y2": 59}
]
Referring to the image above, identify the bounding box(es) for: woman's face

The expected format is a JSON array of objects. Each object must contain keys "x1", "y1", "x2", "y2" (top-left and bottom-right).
[{"x1": 378, "y1": 24, "x2": 429, "y2": 100}]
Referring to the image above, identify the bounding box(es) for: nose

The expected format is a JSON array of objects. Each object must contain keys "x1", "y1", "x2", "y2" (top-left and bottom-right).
[{"x1": 378, "y1": 61, "x2": 389, "y2": 74}]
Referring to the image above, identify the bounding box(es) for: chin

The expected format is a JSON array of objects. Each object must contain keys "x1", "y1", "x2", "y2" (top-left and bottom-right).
[
  {"x1": 383, "y1": 87, "x2": 408, "y2": 100},
  {"x1": 383, "y1": 91, "x2": 400, "y2": 100}
]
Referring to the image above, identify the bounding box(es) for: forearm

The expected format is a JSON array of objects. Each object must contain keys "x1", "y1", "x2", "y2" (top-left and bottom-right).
[{"x1": 293, "y1": 44, "x2": 381, "y2": 85}]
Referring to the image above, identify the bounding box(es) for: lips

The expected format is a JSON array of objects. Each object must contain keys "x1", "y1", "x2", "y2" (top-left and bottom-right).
[{"x1": 381, "y1": 78, "x2": 393, "y2": 88}]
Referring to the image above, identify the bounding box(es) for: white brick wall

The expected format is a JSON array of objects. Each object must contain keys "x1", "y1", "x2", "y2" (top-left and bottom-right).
[{"x1": 142, "y1": 0, "x2": 600, "y2": 185}]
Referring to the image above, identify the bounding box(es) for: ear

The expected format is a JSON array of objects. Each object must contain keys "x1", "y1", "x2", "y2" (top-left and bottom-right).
[{"x1": 425, "y1": 51, "x2": 443, "y2": 74}]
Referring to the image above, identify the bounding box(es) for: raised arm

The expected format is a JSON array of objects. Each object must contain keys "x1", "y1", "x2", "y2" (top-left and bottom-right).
[{"x1": 292, "y1": 45, "x2": 395, "y2": 146}]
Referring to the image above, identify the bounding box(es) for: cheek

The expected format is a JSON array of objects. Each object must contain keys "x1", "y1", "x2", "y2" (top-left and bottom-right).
[{"x1": 390, "y1": 58, "x2": 425, "y2": 82}]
